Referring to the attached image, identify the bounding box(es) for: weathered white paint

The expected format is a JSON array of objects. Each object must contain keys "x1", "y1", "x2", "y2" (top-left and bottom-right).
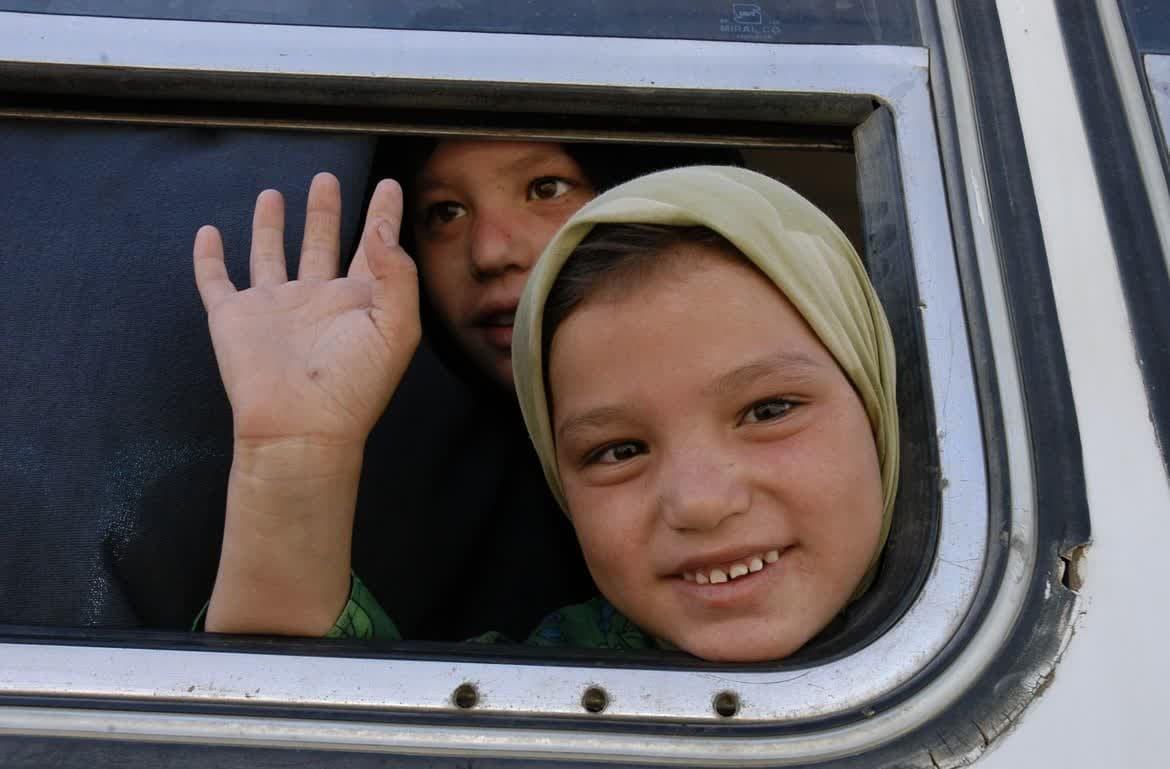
[{"x1": 980, "y1": 2, "x2": 1170, "y2": 766}]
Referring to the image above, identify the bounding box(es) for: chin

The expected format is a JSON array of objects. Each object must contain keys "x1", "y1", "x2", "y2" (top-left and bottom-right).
[
  {"x1": 491, "y1": 358, "x2": 515, "y2": 388},
  {"x1": 468, "y1": 346, "x2": 514, "y2": 388},
  {"x1": 671, "y1": 625, "x2": 812, "y2": 664}
]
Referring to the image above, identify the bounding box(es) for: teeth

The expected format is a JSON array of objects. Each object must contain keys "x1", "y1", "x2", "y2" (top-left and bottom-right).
[{"x1": 684, "y1": 550, "x2": 782, "y2": 586}]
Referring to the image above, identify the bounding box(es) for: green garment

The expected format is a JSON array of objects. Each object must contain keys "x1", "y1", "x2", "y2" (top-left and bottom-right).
[{"x1": 331, "y1": 575, "x2": 655, "y2": 649}]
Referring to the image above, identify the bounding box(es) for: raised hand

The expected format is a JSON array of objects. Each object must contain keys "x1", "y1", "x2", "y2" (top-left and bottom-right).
[
  {"x1": 196, "y1": 174, "x2": 420, "y2": 635},
  {"x1": 194, "y1": 173, "x2": 420, "y2": 449}
]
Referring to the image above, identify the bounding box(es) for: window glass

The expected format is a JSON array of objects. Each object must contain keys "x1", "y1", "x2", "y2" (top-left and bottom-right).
[
  {"x1": 0, "y1": 0, "x2": 920, "y2": 44},
  {"x1": 1121, "y1": 0, "x2": 1170, "y2": 54}
]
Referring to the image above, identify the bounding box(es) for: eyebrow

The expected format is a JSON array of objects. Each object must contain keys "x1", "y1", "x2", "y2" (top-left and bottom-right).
[
  {"x1": 556, "y1": 405, "x2": 636, "y2": 445},
  {"x1": 554, "y1": 352, "x2": 828, "y2": 443},
  {"x1": 703, "y1": 351, "x2": 829, "y2": 398},
  {"x1": 415, "y1": 147, "x2": 573, "y2": 197},
  {"x1": 500, "y1": 146, "x2": 573, "y2": 177}
]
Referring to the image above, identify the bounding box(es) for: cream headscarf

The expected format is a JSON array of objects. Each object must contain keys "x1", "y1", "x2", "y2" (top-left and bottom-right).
[{"x1": 512, "y1": 165, "x2": 899, "y2": 581}]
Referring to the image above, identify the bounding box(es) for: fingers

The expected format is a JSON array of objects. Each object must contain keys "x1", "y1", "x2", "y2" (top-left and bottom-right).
[
  {"x1": 349, "y1": 179, "x2": 405, "y2": 280},
  {"x1": 250, "y1": 189, "x2": 288, "y2": 287},
  {"x1": 193, "y1": 225, "x2": 237, "y2": 311},
  {"x1": 363, "y1": 184, "x2": 421, "y2": 348},
  {"x1": 368, "y1": 226, "x2": 421, "y2": 350},
  {"x1": 298, "y1": 172, "x2": 343, "y2": 281}
]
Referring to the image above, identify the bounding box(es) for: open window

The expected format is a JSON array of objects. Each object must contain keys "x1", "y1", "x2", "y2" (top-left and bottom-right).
[{"x1": 0, "y1": 4, "x2": 1090, "y2": 767}]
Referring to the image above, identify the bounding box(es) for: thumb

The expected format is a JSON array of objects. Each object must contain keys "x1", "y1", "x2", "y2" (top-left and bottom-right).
[
  {"x1": 349, "y1": 177, "x2": 403, "y2": 281},
  {"x1": 365, "y1": 217, "x2": 422, "y2": 351}
]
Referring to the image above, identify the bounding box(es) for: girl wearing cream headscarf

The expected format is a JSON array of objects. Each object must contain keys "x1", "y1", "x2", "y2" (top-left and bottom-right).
[
  {"x1": 508, "y1": 165, "x2": 898, "y2": 661},
  {"x1": 198, "y1": 164, "x2": 897, "y2": 663}
]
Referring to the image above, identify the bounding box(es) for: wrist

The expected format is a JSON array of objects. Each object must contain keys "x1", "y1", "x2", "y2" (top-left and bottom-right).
[
  {"x1": 224, "y1": 438, "x2": 363, "y2": 549},
  {"x1": 206, "y1": 567, "x2": 352, "y2": 636},
  {"x1": 206, "y1": 438, "x2": 364, "y2": 636},
  {"x1": 231, "y1": 436, "x2": 366, "y2": 482}
]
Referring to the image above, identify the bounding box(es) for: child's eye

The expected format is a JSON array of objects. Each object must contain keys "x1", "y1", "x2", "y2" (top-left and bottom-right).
[
  {"x1": 528, "y1": 177, "x2": 574, "y2": 201},
  {"x1": 742, "y1": 398, "x2": 795, "y2": 424},
  {"x1": 421, "y1": 201, "x2": 467, "y2": 228},
  {"x1": 587, "y1": 441, "x2": 646, "y2": 465}
]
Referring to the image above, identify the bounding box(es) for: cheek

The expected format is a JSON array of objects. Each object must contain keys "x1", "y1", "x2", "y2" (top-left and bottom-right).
[
  {"x1": 525, "y1": 215, "x2": 570, "y2": 251},
  {"x1": 420, "y1": 253, "x2": 470, "y2": 316},
  {"x1": 564, "y1": 485, "x2": 647, "y2": 588},
  {"x1": 785, "y1": 410, "x2": 884, "y2": 573},
  {"x1": 537, "y1": 194, "x2": 592, "y2": 232}
]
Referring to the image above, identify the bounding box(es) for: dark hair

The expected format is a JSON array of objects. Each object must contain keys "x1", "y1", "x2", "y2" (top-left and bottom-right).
[{"x1": 541, "y1": 223, "x2": 741, "y2": 366}]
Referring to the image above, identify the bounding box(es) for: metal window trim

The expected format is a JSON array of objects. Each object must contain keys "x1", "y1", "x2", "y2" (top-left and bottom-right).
[{"x1": 0, "y1": 13, "x2": 999, "y2": 764}]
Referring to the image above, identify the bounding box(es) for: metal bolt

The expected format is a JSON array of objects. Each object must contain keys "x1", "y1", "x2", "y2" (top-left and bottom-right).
[
  {"x1": 713, "y1": 691, "x2": 740, "y2": 718},
  {"x1": 452, "y1": 683, "x2": 479, "y2": 709},
  {"x1": 582, "y1": 686, "x2": 608, "y2": 714}
]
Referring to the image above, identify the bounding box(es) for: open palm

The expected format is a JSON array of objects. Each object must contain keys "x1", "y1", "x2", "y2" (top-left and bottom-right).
[{"x1": 194, "y1": 174, "x2": 420, "y2": 447}]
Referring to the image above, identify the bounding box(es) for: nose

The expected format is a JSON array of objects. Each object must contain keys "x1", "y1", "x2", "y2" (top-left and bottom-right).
[
  {"x1": 657, "y1": 447, "x2": 751, "y2": 532},
  {"x1": 468, "y1": 206, "x2": 537, "y2": 280}
]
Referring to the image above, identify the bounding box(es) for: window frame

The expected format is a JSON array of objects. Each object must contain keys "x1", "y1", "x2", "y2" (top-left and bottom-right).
[{"x1": 0, "y1": 8, "x2": 1047, "y2": 765}]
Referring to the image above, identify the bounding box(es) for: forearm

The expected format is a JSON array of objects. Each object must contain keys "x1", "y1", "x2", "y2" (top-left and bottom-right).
[{"x1": 205, "y1": 439, "x2": 364, "y2": 636}]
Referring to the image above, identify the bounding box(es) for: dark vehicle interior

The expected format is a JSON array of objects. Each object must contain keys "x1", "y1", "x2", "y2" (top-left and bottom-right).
[{"x1": 0, "y1": 117, "x2": 934, "y2": 666}]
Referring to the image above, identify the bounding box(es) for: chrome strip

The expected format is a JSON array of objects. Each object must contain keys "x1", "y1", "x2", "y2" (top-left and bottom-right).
[
  {"x1": 0, "y1": 10, "x2": 992, "y2": 761},
  {"x1": 1145, "y1": 55, "x2": 1170, "y2": 158},
  {"x1": 0, "y1": 703, "x2": 980, "y2": 766}
]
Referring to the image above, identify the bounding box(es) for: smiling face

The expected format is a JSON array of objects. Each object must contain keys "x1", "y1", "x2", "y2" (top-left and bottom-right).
[
  {"x1": 548, "y1": 244, "x2": 884, "y2": 662},
  {"x1": 413, "y1": 140, "x2": 596, "y2": 386}
]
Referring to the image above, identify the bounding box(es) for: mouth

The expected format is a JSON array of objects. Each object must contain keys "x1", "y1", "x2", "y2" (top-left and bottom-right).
[
  {"x1": 679, "y1": 548, "x2": 785, "y2": 586},
  {"x1": 473, "y1": 307, "x2": 517, "y2": 352}
]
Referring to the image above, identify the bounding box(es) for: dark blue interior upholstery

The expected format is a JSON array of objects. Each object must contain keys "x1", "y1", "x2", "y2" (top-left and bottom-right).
[{"x1": 0, "y1": 121, "x2": 591, "y2": 638}]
